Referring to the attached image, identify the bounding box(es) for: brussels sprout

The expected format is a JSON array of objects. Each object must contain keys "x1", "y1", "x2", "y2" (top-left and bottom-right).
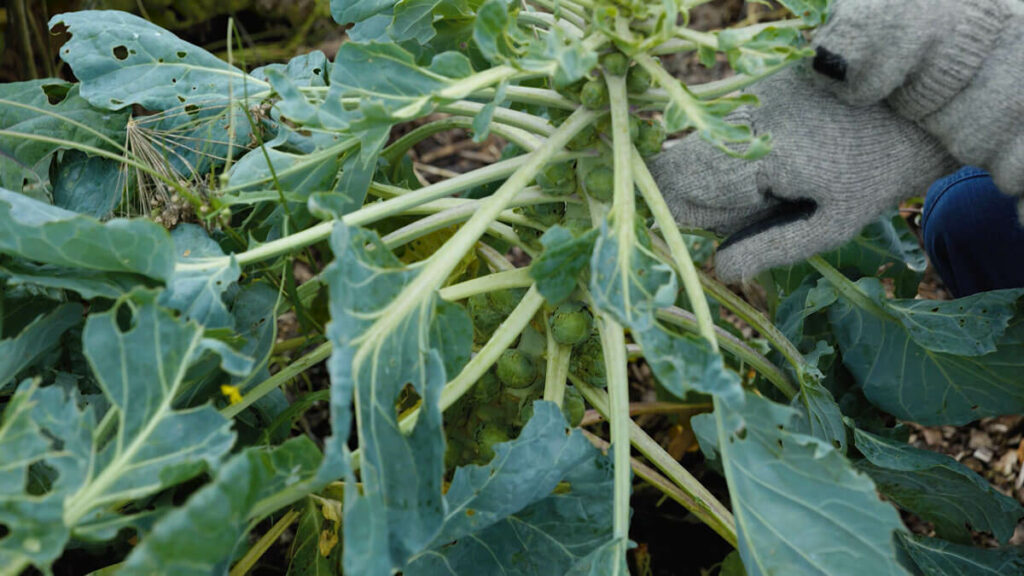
[
  {"x1": 473, "y1": 370, "x2": 503, "y2": 403},
  {"x1": 570, "y1": 332, "x2": 607, "y2": 388},
  {"x1": 567, "y1": 124, "x2": 598, "y2": 151},
  {"x1": 583, "y1": 166, "x2": 614, "y2": 202},
  {"x1": 537, "y1": 161, "x2": 576, "y2": 195},
  {"x1": 497, "y1": 349, "x2": 538, "y2": 389},
  {"x1": 549, "y1": 301, "x2": 593, "y2": 346},
  {"x1": 636, "y1": 120, "x2": 667, "y2": 157},
  {"x1": 477, "y1": 423, "x2": 511, "y2": 462},
  {"x1": 629, "y1": 115, "x2": 641, "y2": 141},
  {"x1": 580, "y1": 79, "x2": 608, "y2": 110},
  {"x1": 563, "y1": 385, "x2": 586, "y2": 427},
  {"x1": 626, "y1": 64, "x2": 652, "y2": 94},
  {"x1": 522, "y1": 202, "x2": 566, "y2": 227},
  {"x1": 555, "y1": 77, "x2": 587, "y2": 102},
  {"x1": 601, "y1": 52, "x2": 629, "y2": 76}
]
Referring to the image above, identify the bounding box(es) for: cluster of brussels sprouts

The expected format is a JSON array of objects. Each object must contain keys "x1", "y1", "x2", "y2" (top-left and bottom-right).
[{"x1": 446, "y1": 295, "x2": 606, "y2": 468}]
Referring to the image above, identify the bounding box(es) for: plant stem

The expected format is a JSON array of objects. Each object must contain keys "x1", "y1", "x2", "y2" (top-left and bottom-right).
[
  {"x1": 381, "y1": 116, "x2": 540, "y2": 164},
  {"x1": 604, "y1": 72, "x2": 637, "y2": 564},
  {"x1": 439, "y1": 268, "x2": 535, "y2": 301},
  {"x1": 808, "y1": 256, "x2": 891, "y2": 319},
  {"x1": 222, "y1": 342, "x2": 331, "y2": 419},
  {"x1": 472, "y1": 85, "x2": 577, "y2": 111},
  {"x1": 696, "y1": 273, "x2": 803, "y2": 388},
  {"x1": 379, "y1": 202, "x2": 523, "y2": 249},
  {"x1": 579, "y1": 401, "x2": 712, "y2": 426},
  {"x1": 543, "y1": 331, "x2": 572, "y2": 406},
  {"x1": 439, "y1": 101, "x2": 555, "y2": 136},
  {"x1": 574, "y1": 378, "x2": 738, "y2": 547},
  {"x1": 633, "y1": 151, "x2": 719, "y2": 351},
  {"x1": 228, "y1": 508, "x2": 300, "y2": 576},
  {"x1": 656, "y1": 307, "x2": 795, "y2": 397},
  {"x1": 351, "y1": 285, "x2": 546, "y2": 471}
]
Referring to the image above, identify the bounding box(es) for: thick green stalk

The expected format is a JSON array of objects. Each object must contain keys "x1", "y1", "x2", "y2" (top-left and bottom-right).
[
  {"x1": 221, "y1": 342, "x2": 331, "y2": 419},
  {"x1": 604, "y1": 72, "x2": 636, "y2": 566},
  {"x1": 808, "y1": 256, "x2": 892, "y2": 319},
  {"x1": 543, "y1": 331, "x2": 572, "y2": 406},
  {"x1": 573, "y1": 379, "x2": 738, "y2": 547}
]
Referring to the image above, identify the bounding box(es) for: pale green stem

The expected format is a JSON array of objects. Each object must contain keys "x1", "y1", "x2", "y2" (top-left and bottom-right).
[
  {"x1": 527, "y1": 0, "x2": 587, "y2": 28},
  {"x1": 517, "y1": 11, "x2": 585, "y2": 38},
  {"x1": 221, "y1": 342, "x2": 331, "y2": 419},
  {"x1": 439, "y1": 101, "x2": 555, "y2": 136},
  {"x1": 379, "y1": 202, "x2": 523, "y2": 250},
  {"x1": 438, "y1": 268, "x2": 535, "y2": 301},
  {"x1": 808, "y1": 255, "x2": 891, "y2": 319},
  {"x1": 605, "y1": 72, "x2": 636, "y2": 560},
  {"x1": 473, "y1": 85, "x2": 577, "y2": 111},
  {"x1": 543, "y1": 331, "x2": 572, "y2": 406},
  {"x1": 573, "y1": 378, "x2": 738, "y2": 547},
  {"x1": 656, "y1": 307, "x2": 796, "y2": 397},
  {"x1": 633, "y1": 150, "x2": 718, "y2": 352},
  {"x1": 228, "y1": 509, "x2": 300, "y2": 576}
]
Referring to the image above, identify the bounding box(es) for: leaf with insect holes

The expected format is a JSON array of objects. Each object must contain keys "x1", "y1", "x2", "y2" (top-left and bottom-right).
[
  {"x1": 0, "y1": 188, "x2": 175, "y2": 281},
  {"x1": 50, "y1": 10, "x2": 268, "y2": 111},
  {"x1": 0, "y1": 291, "x2": 248, "y2": 574},
  {"x1": 589, "y1": 221, "x2": 743, "y2": 402},
  {"x1": 828, "y1": 280, "x2": 1024, "y2": 425},
  {"x1": 118, "y1": 438, "x2": 322, "y2": 576},
  {"x1": 323, "y1": 221, "x2": 473, "y2": 573},
  {"x1": 694, "y1": 393, "x2": 910, "y2": 576},
  {"x1": 854, "y1": 429, "x2": 1024, "y2": 544},
  {"x1": 718, "y1": 27, "x2": 814, "y2": 77},
  {"x1": 404, "y1": 404, "x2": 616, "y2": 575},
  {"x1": 0, "y1": 80, "x2": 128, "y2": 191},
  {"x1": 158, "y1": 224, "x2": 240, "y2": 330}
]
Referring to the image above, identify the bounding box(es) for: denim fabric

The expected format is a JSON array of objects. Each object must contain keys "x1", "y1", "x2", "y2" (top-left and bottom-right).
[{"x1": 922, "y1": 166, "x2": 1024, "y2": 297}]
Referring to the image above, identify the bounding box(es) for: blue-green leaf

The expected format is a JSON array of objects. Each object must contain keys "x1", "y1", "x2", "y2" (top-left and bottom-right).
[
  {"x1": 829, "y1": 280, "x2": 1024, "y2": 425},
  {"x1": 855, "y1": 430, "x2": 1024, "y2": 544},
  {"x1": 695, "y1": 393, "x2": 909, "y2": 576},
  {"x1": 159, "y1": 224, "x2": 240, "y2": 330},
  {"x1": 590, "y1": 222, "x2": 742, "y2": 401},
  {"x1": 530, "y1": 225, "x2": 597, "y2": 304},
  {"x1": 0, "y1": 188, "x2": 175, "y2": 281},
  {"x1": 51, "y1": 151, "x2": 122, "y2": 219},
  {"x1": 50, "y1": 10, "x2": 267, "y2": 111},
  {"x1": 119, "y1": 438, "x2": 322, "y2": 576},
  {"x1": 897, "y1": 533, "x2": 1024, "y2": 576},
  {"x1": 0, "y1": 303, "x2": 82, "y2": 389}
]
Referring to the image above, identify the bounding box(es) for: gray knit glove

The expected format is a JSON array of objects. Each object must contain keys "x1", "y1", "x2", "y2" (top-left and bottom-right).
[
  {"x1": 812, "y1": 0, "x2": 1024, "y2": 201},
  {"x1": 648, "y1": 69, "x2": 957, "y2": 282}
]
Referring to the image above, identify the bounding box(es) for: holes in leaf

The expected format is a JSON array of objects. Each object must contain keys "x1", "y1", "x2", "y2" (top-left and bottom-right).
[
  {"x1": 171, "y1": 77, "x2": 177, "y2": 84},
  {"x1": 313, "y1": 67, "x2": 322, "y2": 75},
  {"x1": 41, "y1": 83, "x2": 71, "y2": 106},
  {"x1": 112, "y1": 45, "x2": 129, "y2": 60},
  {"x1": 184, "y1": 104, "x2": 200, "y2": 116},
  {"x1": 735, "y1": 426, "x2": 747, "y2": 440},
  {"x1": 176, "y1": 50, "x2": 188, "y2": 59},
  {"x1": 0, "y1": 524, "x2": 8, "y2": 541},
  {"x1": 110, "y1": 98, "x2": 124, "y2": 107},
  {"x1": 833, "y1": 440, "x2": 842, "y2": 449},
  {"x1": 114, "y1": 302, "x2": 135, "y2": 332},
  {"x1": 395, "y1": 382, "x2": 420, "y2": 422}
]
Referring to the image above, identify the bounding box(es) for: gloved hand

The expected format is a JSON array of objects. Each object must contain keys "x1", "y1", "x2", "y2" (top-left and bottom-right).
[
  {"x1": 811, "y1": 0, "x2": 1024, "y2": 202},
  {"x1": 648, "y1": 69, "x2": 957, "y2": 282}
]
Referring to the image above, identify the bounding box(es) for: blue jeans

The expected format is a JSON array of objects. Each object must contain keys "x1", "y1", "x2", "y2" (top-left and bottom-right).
[{"x1": 922, "y1": 167, "x2": 1024, "y2": 297}]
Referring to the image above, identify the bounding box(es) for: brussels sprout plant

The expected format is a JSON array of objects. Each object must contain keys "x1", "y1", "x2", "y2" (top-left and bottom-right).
[{"x1": 2, "y1": 0, "x2": 1024, "y2": 575}]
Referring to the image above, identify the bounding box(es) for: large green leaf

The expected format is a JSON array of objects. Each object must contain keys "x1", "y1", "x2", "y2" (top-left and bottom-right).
[
  {"x1": 898, "y1": 533, "x2": 1024, "y2": 576},
  {"x1": 694, "y1": 393, "x2": 909, "y2": 576},
  {"x1": 0, "y1": 80, "x2": 128, "y2": 191},
  {"x1": 323, "y1": 222, "x2": 472, "y2": 574},
  {"x1": 405, "y1": 406, "x2": 615, "y2": 575},
  {"x1": 530, "y1": 225, "x2": 598, "y2": 304},
  {"x1": 49, "y1": 10, "x2": 267, "y2": 111},
  {"x1": 0, "y1": 187, "x2": 175, "y2": 281},
  {"x1": 0, "y1": 303, "x2": 82, "y2": 388},
  {"x1": 0, "y1": 292, "x2": 242, "y2": 573},
  {"x1": 855, "y1": 430, "x2": 1023, "y2": 544},
  {"x1": 50, "y1": 151, "x2": 123, "y2": 218},
  {"x1": 159, "y1": 224, "x2": 240, "y2": 330},
  {"x1": 589, "y1": 222, "x2": 742, "y2": 401},
  {"x1": 828, "y1": 280, "x2": 1024, "y2": 425},
  {"x1": 119, "y1": 438, "x2": 322, "y2": 576}
]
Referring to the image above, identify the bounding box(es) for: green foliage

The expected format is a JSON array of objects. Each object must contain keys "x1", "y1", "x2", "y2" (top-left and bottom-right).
[{"x1": 1, "y1": 0, "x2": 1019, "y2": 574}]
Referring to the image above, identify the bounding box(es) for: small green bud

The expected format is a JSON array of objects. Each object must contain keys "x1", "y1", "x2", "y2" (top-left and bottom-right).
[
  {"x1": 626, "y1": 64, "x2": 652, "y2": 94},
  {"x1": 601, "y1": 52, "x2": 629, "y2": 76},
  {"x1": 583, "y1": 166, "x2": 614, "y2": 202},
  {"x1": 496, "y1": 349, "x2": 538, "y2": 389},
  {"x1": 580, "y1": 79, "x2": 609, "y2": 110},
  {"x1": 549, "y1": 301, "x2": 593, "y2": 346}
]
